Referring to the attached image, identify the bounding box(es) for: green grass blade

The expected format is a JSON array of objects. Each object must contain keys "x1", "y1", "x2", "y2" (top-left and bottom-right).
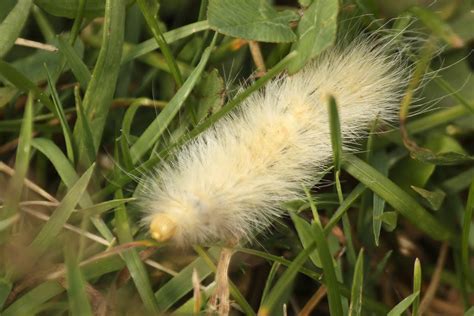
[
  {"x1": 349, "y1": 249, "x2": 364, "y2": 316},
  {"x1": 461, "y1": 178, "x2": 474, "y2": 285},
  {"x1": 44, "y1": 64, "x2": 75, "y2": 163},
  {"x1": 342, "y1": 154, "x2": 453, "y2": 241},
  {"x1": 289, "y1": 211, "x2": 323, "y2": 268},
  {"x1": 412, "y1": 258, "x2": 421, "y2": 316},
  {"x1": 328, "y1": 95, "x2": 342, "y2": 171},
  {"x1": 259, "y1": 262, "x2": 281, "y2": 306},
  {"x1": 74, "y1": 0, "x2": 125, "y2": 163},
  {"x1": 387, "y1": 292, "x2": 419, "y2": 316},
  {"x1": 304, "y1": 187, "x2": 343, "y2": 316},
  {"x1": 129, "y1": 34, "x2": 217, "y2": 163},
  {"x1": 1, "y1": 281, "x2": 64, "y2": 316},
  {"x1": 74, "y1": 86, "x2": 96, "y2": 163},
  {"x1": 0, "y1": 92, "x2": 33, "y2": 225},
  {"x1": 65, "y1": 246, "x2": 93, "y2": 316},
  {"x1": 121, "y1": 20, "x2": 209, "y2": 64},
  {"x1": 154, "y1": 250, "x2": 218, "y2": 311},
  {"x1": 57, "y1": 36, "x2": 91, "y2": 88},
  {"x1": 29, "y1": 163, "x2": 95, "y2": 255},
  {"x1": 114, "y1": 188, "x2": 160, "y2": 314},
  {"x1": 372, "y1": 151, "x2": 389, "y2": 246},
  {"x1": 136, "y1": 0, "x2": 183, "y2": 86},
  {"x1": 0, "y1": 59, "x2": 54, "y2": 112},
  {"x1": 0, "y1": 278, "x2": 12, "y2": 309},
  {"x1": 0, "y1": 0, "x2": 33, "y2": 58}
]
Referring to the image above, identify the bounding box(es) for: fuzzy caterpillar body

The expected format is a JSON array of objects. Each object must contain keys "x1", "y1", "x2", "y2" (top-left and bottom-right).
[{"x1": 141, "y1": 39, "x2": 406, "y2": 247}]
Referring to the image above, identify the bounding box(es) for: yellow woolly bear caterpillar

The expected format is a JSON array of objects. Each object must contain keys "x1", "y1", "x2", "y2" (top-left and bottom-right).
[{"x1": 140, "y1": 37, "x2": 407, "y2": 247}]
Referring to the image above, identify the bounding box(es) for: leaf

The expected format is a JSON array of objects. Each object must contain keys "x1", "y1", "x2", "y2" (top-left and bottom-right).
[
  {"x1": 0, "y1": 0, "x2": 33, "y2": 58},
  {"x1": 411, "y1": 186, "x2": 446, "y2": 211},
  {"x1": 289, "y1": 211, "x2": 322, "y2": 268},
  {"x1": 28, "y1": 163, "x2": 95, "y2": 255},
  {"x1": 121, "y1": 20, "x2": 210, "y2": 64},
  {"x1": 412, "y1": 259, "x2": 421, "y2": 316},
  {"x1": 342, "y1": 154, "x2": 453, "y2": 241},
  {"x1": 372, "y1": 151, "x2": 389, "y2": 246},
  {"x1": 348, "y1": 249, "x2": 364, "y2": 316},
  {"x1": 461, "y1": 179, "x2": 474, "y2": 286},
  {"x1": 34, "y1": 0, "x2": 106, "y2": 18},
  {"x1": 0, "y1": 93, "x2": 33, "y2": 225},
  {"x1": 129, "y1": 34, "x2": 217, "y2": 163},
  {"x1": 379, "y1": 212, "x2": 398, "y2": 232},
  {"x1": 0, "y1": 86, "x2": 17, "y2": 108},
  {"x1": 65, "y1": 246, "x2": 93, "y2": 316},
  {"x1": 208, "y1": 0, "x2": 299, "y2": 43},
  {"x1": 114, "y1": 189, "x2": 160, "y2": 314},
  {"x1": 73, "y1": 0, "x2": 126, "y2": 165},
  {"x1": 411, "y1": 150, "x2": 474, "y2": 166},
  {"x1": 387, "y1": 292, "x2": 419, "y2": 316},
  {"x1": 288, "y1": 0, "x2": 339, "y2": 73},
  {"x1": 409, "y1": 6, "x2": 464, "y2": 48},
  {"x1": 0, "y1": 278, "x2": 12, "y2": 309},
  {"x1": 56, "y1": 35, "x2": 91, "y2": 88}
]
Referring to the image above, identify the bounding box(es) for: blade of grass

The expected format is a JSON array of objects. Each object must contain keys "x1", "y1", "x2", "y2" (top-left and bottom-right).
[
  {"x1": 65, "y1": 246, "x2": 93, "y2": 316},
  {"x1": 412, "y1": 258, "x2": 422, "y2": 316},
  {"x1": 136, "y1": 0, "x2": 183, "y2": 86},
  {"x1": 57, "y1": 36, "x2": 91, "y2": 88},
  {"x1": 129, "y1": 33, "x2": 217, "y2": 163},
  {"x1": 0, "y1": 92, "x2": 33, "y2": 234},
  {"x1": 259, "y1": 262, "x2": 281, "y2": 306},
  {"x1": 74, "y1": 85, "x2": 96, "y2": 163},
  {"x1": 28, "y1": 163, "x2": 95, "y2": 255},
  {"x1": 44, "y1": 64, "x2": 75, "y2": 164},
  {"x1": 348, "y1": 249, "x2": 364, "y2": 316},
  {"x1": 0, "y1": 59, "x2": 54, "y2": 112},
  {"x1": 114, "y1": 186, "x2": 159, "y2": 313},
  {"x1": 73, "y1": 0, "x2": 126, "y2": 164},
  {"x1": 461, "y1": 178, "x2": 474, "y2": 286},
  {"x1": 328, "y1": 95, "x2": 356, "y2": 264},
  {"x1": 121, "y1": 20, "x2": 210, "y2": 64},
  {"x1": 342, "y1": 154, "x2": 453, "y2": 241},
  {"x1": 0, "y1": 0, "x2": 33, "y2": 58},
  {"x1": 387, "y1": 292, "x2": 419, "y2": 316}
]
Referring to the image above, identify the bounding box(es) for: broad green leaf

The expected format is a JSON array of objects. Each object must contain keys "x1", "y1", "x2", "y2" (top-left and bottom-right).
[
  {"x1": 342, "y1": 154, "x2": 453, "y2": 241},
  {"x1": 65, "y1": 247, "x2": 93, "y2": 316},
  {"x1": 208, "y1": 0, "x2": 299, "y2": 43},
  {"x1": 29, "y1": 163, "x2": 95, "y2": 255},
  {"x1": 129, "y1": 34, "x2": 217, "y2": 163},
  {"x1": 348, "y1": 249, "x2": 364, "y2": 316},
  {"x1": 0, "y1": 0, "x2": 33, "y2": 58},
  {"x1": 288, "y1": 0, "x2": 338, "y2": 73},
  {"x1": 387, "y1": 292, "x2": 419, "y2": 316}
]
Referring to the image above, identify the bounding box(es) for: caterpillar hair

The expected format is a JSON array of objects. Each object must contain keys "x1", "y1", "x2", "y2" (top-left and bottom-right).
[{"x1": 140, "y1": 34, "x2": 411, "y2": 247}]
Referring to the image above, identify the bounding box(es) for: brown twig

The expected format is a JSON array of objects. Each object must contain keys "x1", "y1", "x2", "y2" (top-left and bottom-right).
[{"x1": 248, "y1": 41, "x2": 267, "y2": 77}]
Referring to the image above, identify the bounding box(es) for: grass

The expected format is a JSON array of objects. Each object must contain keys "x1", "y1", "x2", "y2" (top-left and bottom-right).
[{"x1": 0, "y1": 0, "x2": 473, "y2": 315}]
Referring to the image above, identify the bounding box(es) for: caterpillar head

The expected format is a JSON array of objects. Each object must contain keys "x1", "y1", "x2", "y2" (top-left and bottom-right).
[{"x1": 149, "y1": 213, "x2": 177, "y2": 242}]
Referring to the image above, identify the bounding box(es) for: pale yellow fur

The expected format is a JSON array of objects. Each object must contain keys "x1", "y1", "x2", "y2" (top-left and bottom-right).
[{"x1": 141, "y1": 38, "x2": 407, "y2": 247}]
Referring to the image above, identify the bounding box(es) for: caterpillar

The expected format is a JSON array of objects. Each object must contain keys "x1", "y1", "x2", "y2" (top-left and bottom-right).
[{"x1": 140, "y1": 37, "x2": 408, "y2": 247}]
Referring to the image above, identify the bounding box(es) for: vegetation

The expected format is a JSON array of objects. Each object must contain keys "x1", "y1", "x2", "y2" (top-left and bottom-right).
[{"x1": 0, "y1": 0, "x2": 473, "y2": 315}]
